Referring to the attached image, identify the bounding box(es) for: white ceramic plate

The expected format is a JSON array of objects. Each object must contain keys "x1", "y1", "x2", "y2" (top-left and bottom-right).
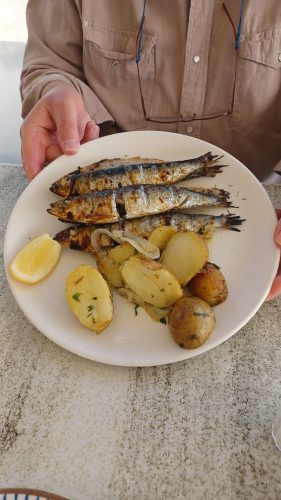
[{"x1": 4, "y1": 131, "x2": 279, "y2": 367}]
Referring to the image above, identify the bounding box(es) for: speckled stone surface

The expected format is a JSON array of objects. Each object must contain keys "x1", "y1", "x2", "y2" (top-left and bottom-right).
[{"x1": 0, "y1": 165, "x2": 281, "y2": 500}]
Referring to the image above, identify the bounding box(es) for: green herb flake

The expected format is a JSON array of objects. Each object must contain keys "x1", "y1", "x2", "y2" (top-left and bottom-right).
[
  {"x1": 134, "y1": 304, "x2": 139, "y2": 316},
  {"x1": 72, "y1": 293, "x2": 82, "y2": 302},
  {"x1": 193, "y1": 312, "x2": 210, "y2": 318},
  {"x1": 160, "y1": 288, "x2": 165, "y2": 292},
  {"x1": 160, "y1": 317, "x2": 167, "y2": 325},
  {"x1": 151, "y1": 294, "x2": 154, "y2": 298},
  {"x1": 87, "y1": 304, "x2": 94, "y2": 312},
  {"x1": 92, "y1": 296, "x2": 98, "y2": 300}
]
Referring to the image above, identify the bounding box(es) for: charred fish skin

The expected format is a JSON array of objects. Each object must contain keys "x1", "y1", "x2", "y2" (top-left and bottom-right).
[
  {"x1": 48, "y1": 190, "x2": 120, "y2": 224},
  {"x1": 50, "y1": 152, "x2": 226, "y2": 196},
  {"x1": 49, "y1": 157, "x2": 155, "y2": 197},
  {"x1": 48, "y1": 184, "x2": 233, "y2": 224},
  {"x1": 54, "y1": 212, "x2": 245, "y2": 252}
]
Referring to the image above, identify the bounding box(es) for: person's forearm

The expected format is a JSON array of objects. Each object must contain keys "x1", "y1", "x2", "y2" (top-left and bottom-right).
[{"x1": 21, "y1": 0, "x2": 113, "y2": 124}]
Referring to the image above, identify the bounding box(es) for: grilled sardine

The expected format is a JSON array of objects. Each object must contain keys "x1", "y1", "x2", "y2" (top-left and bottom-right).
[
  {"x1": 50, "y1": 152, "x2": 226, "y2": 196},
  {"x1": 54, "y1": 213, "x2": 245, "y2": 252},
  {"x1": 48, "y1": 185, "x2": 232, "y2": 224}
]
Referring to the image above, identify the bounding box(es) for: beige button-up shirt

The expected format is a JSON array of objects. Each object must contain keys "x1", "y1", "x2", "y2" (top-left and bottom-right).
[{"x1": 21, "y1": 0, "x2": 281, "y2": 181}]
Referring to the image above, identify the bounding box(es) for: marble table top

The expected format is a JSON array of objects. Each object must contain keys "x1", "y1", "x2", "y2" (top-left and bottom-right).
[{"x1": 0, "y1": 164, "x2": 281, "y2": 500}]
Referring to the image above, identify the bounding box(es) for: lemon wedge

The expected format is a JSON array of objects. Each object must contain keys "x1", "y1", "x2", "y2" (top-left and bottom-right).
[{"x1": 9, "y1": 233, "x2": 61, "y2": 284}]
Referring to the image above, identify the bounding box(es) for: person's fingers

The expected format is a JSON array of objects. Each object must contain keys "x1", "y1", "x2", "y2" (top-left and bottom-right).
[
  {"x1": 274, "y1": 212, "x2": 281, "y2": 248},
  {"x1": 81, "y1": 120, "x2": 100, "y2": 144},
  {"x1": 21, "y1": 124, "x2": 50, "y2": 180},
  {"x1": 267, "y1": 275, "x2": 281, "y2": 301},
  {"x1": 52, "y1": 99, "x2": 83, "y2": 154},
  {"x1": 52, "y1": 94, "x2": 90, "y2": 154},
  {"x1": 45, "y1": 143, "x2": 64, "y2": 163},
  {"x1": 267, "y1": 212, "x2": 281, "y2": 300}
]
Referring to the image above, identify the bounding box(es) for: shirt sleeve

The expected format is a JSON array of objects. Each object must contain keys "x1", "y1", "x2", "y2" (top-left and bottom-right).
[{"x1": 20, "y1": 0, "x2": 113, "y2": 124}]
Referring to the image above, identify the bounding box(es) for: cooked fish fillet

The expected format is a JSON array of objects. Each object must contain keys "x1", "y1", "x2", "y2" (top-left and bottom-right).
[
  {"x1": 54, "y1": 212, "x2": 245, "y2": 252},
  {"x1": 48, "y1": 185, "x2": 232, "y2": 224},
  {"x1": 50, "y1": 152, "x2": 226, "y2": 196}
]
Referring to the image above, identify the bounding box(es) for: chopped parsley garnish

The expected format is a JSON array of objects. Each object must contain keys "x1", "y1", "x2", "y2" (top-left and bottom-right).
[
  {"x1": 88, "y1": 304, "x2": 94, "y2": 312},
  {"x1": 134, "y1": 304, "x2": 139, "y2": 316},
  {"x1": 92, "y1": 296, "x2": 98, "y2": 300},
  {"x1": 72, "y1": 293, "x2": 82, "y2": 302},
  {"x1": 160, "y1": 317, "x2": 167, "y2": 325},
  {"x1": 160, "y1": 288, "x2": 165, "y2": 292}
]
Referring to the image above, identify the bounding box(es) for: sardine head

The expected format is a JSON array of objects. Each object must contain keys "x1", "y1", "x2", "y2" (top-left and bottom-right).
[
  {"x1": 50, "y1": 177, "x2": 72, "y2": 196},
  {"x1": 47, "y1": 198, "x2": 74, "y2": 220}
]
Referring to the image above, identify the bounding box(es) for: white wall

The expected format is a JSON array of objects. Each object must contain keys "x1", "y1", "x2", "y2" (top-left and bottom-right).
[
  {"x1": 0, "y1": 0, "x2": 28, "y2": 42},
  {"x1": 0, "y1": 1, "x2": 28, "y2": 164}
]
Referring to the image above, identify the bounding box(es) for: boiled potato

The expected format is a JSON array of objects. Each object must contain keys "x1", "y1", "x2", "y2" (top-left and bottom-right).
[
  {"x1": 148, "y1": 226, "x2": 176, "y2": 250},
  {"x1": 109, "y1": 242, "x2": 136, "y2": 263},
  {"x1": 188, "y1": 262, "x2": 228, "y2": 306},
  {"x1": 169, "y1": 296, "x2": 215, "y2": 349},
  {"x1": 66, "y1": 265, "x2": 113, "y2": 333},
  {"x1": 120, "y1": 255, "x2": 183, "y2": 307},
  {"x1": 96, "y1": 243, "x2": 136, "y2": 288},
  {"x1": 160, "y1": 231, "x2": 208, "y2": 285}
]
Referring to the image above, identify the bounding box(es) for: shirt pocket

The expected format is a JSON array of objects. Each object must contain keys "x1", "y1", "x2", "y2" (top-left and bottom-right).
[
  {"x1": 231, "y1": 29, "x2": 281, "y2": 142},
  {"x1": 83, "y1": 24, "x2": 156, "y2": 121}
]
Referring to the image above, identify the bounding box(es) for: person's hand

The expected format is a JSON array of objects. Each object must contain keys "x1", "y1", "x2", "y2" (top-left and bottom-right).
[
  {"x1": 21, "y1": 84, "x2": 100, "y2": 180},
  {"x1": 267, "y1": 209, "x2": 281, "y2": 300}
]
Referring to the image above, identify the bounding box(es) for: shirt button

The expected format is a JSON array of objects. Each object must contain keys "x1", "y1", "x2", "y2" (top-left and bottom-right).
[
  {"x1": 278, "y1": 53, "x2": 281, "y2": 62},
  {"x1": 193, "y1": 55, "x2": 200, "y2": 64},
  {"x1": 186, "y1": 126, "x2": 193, "y2": 134}
]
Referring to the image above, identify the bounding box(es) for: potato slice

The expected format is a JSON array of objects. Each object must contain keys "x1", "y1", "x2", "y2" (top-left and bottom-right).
[
  {"x1": 148, "y1": 226, "x2": 177, "y2": 250},
  {"x1": 96, "y1": 243, "x2": 136, "y2": 288},
  {"x1": 120, "y1": 255, "x2": 183, "y2": 307},
  {"x1": 66, "y1": 265, "x2": 113, "y2": 333},
  {"x1": 160, "y1": 231, "x2": 208, "y2": 285}
]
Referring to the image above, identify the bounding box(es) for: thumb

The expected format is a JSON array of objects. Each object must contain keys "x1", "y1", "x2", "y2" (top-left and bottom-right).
[{"x1": 53, "y1": 101, "x2": 81, "y2": 154}]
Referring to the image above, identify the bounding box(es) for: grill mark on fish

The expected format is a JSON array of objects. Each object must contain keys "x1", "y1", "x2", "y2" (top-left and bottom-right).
[
  {"x1": 54, "y1": 213, "x2": 245, "y2": 252},
  {"x1": 48, "y1": 185, "x2": 233, "y2": 224},
  {"x1": 50, "y1": 153, "x2": 226, "y2": 196}
]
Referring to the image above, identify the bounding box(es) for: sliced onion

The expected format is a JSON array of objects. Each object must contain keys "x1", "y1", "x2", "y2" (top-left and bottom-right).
[
  {"x1": 91, "y1": 228, "x2": 116, "y2": 253},
  {"x1": 91, "y1": 228, "x2": 160, "y2": 259}
]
